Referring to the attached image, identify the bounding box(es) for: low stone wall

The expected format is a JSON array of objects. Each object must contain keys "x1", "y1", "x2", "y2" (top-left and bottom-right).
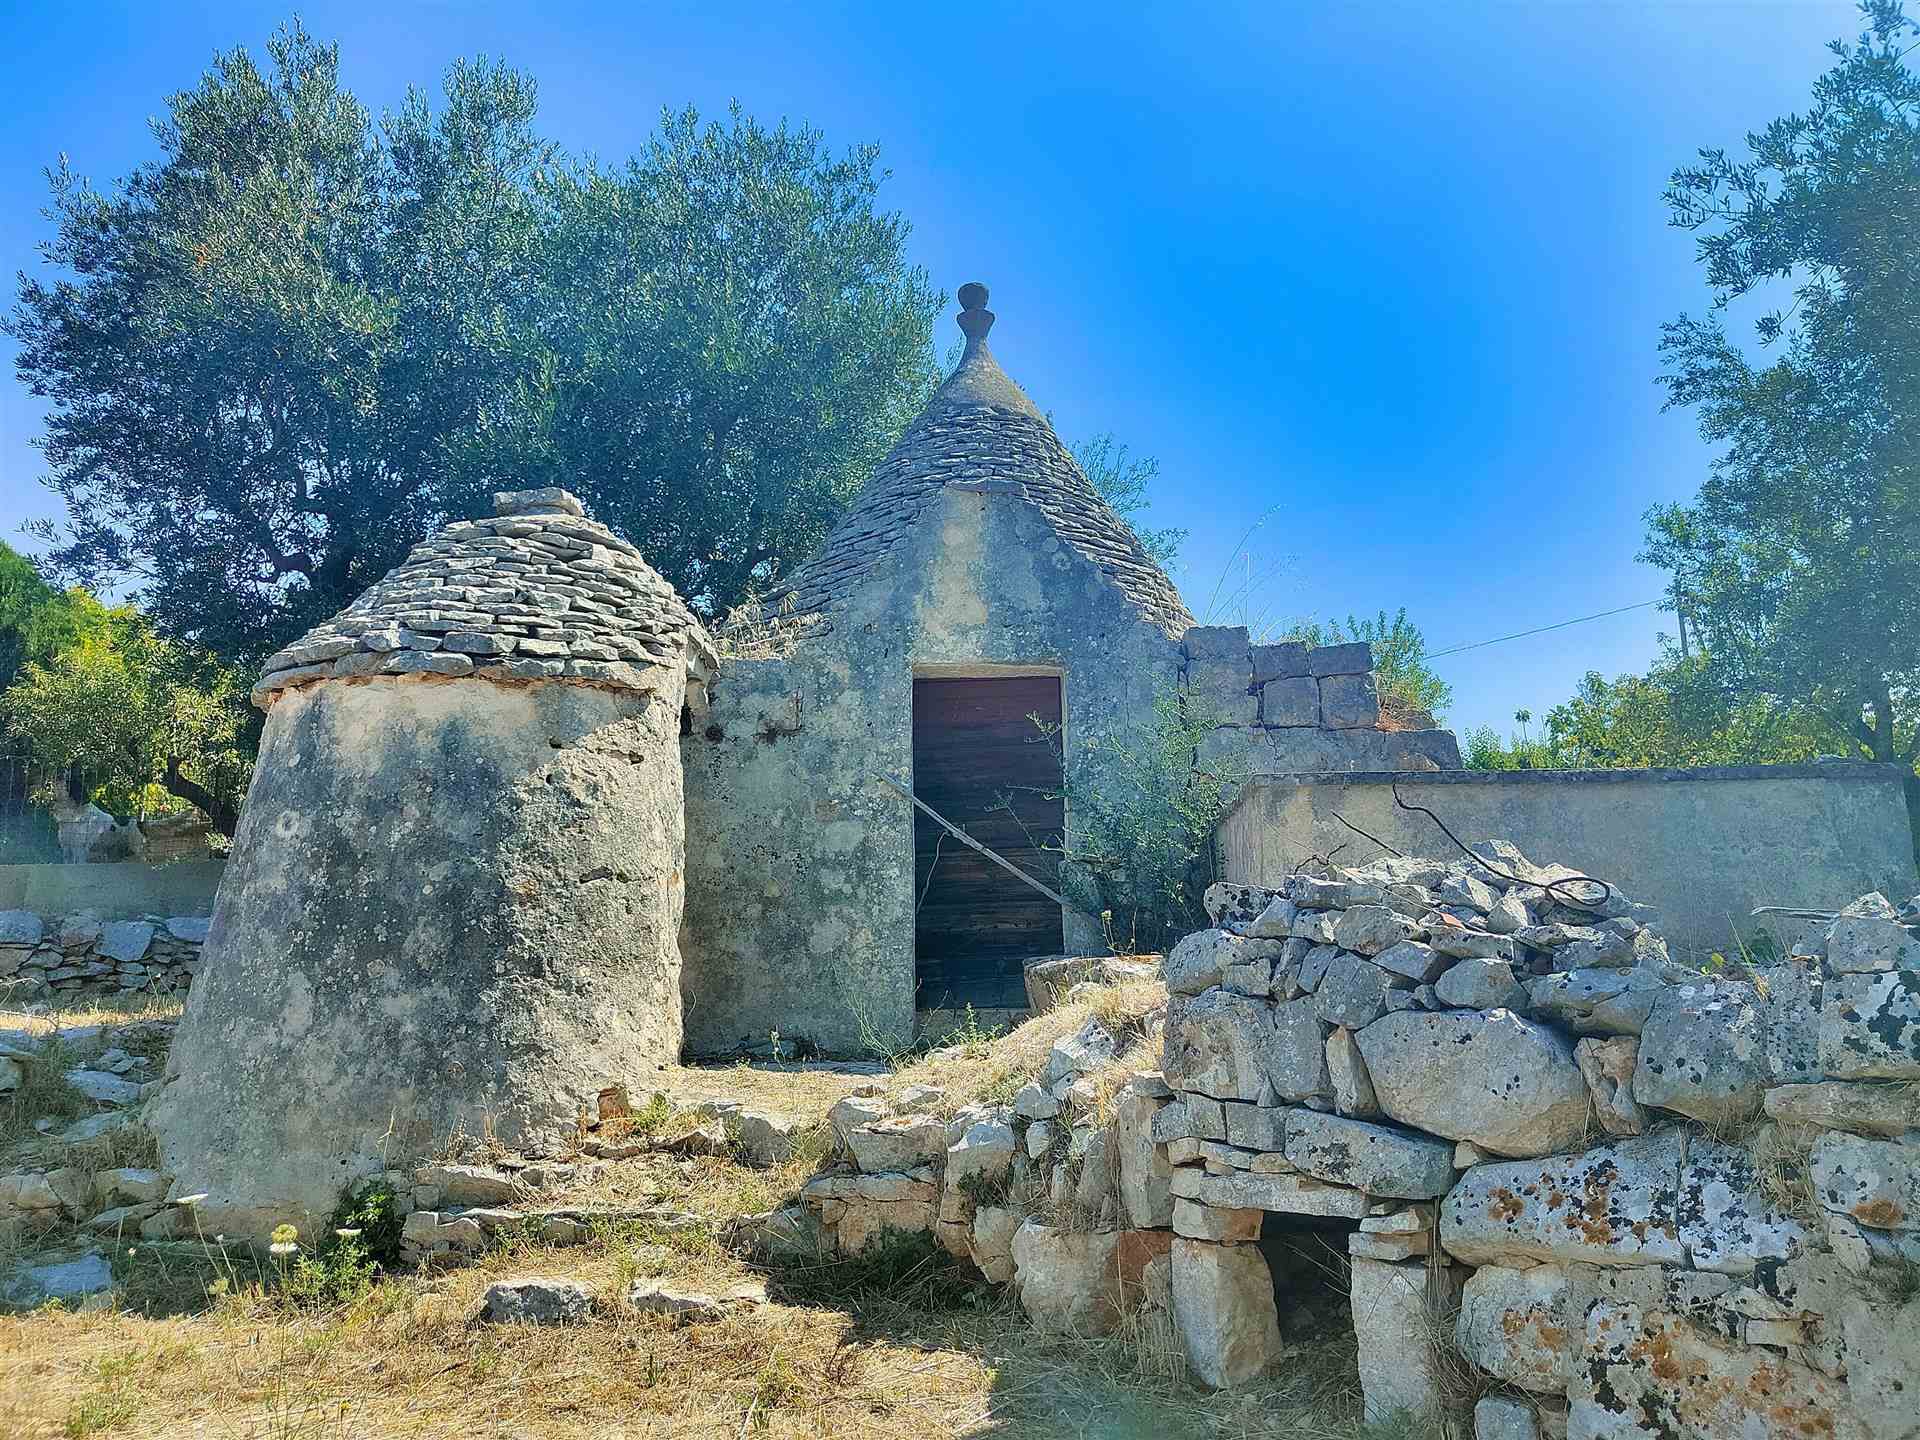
[
  {"x1": 0, "y1": 912, "x2": 208, "y2": 997},
  {"x1": 1218, "y1": 764, "x2": 1917, "y2": 953}
]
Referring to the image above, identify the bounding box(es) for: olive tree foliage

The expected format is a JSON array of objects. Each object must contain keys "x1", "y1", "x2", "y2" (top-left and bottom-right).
[
  {"x1": 3, "y1": 600, "x2": 253, "y2": 835},
  {"x1": 445, "y1": 105, "x2": 941, "y2": 615},
  {"x1": 10, "y1": 21, "x2": 940, "y2": 658},
  {"x1": 1647, "y1": 1, "x2": 1920, "y2": 764}
]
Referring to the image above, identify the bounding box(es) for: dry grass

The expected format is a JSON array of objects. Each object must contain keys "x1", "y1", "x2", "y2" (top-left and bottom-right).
[
  {"x1": 890, "y1": 979, "x2": 1165, "y2": 1120},
  {"x1": 0, "y1": 1209, "x2": 1394, "y2": 1440},
  {"x1": 648, "y1": 1063, "x2": 880, "y2": 1122},
  {"x1": 0, "y1": 992, "x2": 186, "y2": 1037},
  {"x1": 0, "y1": 978, "x2": 1430, "y2": 1439}
]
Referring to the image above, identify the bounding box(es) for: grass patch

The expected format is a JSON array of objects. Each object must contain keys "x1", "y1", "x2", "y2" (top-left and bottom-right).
[{"x1": 1, "y1": 1038, "x2": 88, "y2": 1145}]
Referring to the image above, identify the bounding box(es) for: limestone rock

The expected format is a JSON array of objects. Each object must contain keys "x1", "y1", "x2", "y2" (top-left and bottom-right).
[
  {"x1": 1162, "y1": 990, "x2": 1328, "y2": 1103},
  {"x1": 1810, "y1": 1131, "x2": 1920, "y2": 1231},
  {"x1": 1474, "y1": 1396, "x2": 1543, "y2": 1440},
  {"x1": 847, "y1": 1116, "x2": 946, "y2": 1173},
  {"x1": 1436, "y1": 958, "x2": 1527, "y2": 1012},
  {"x1": 1456, "y1": 1264, "x2": 1573, "y2": 1393},
  {"x1": 1164, "y1": 930, "x2": 1281, "y2": 996},
  {"x1": 1355, "y1": 1009, "x2": 1590, "y2": 1158},
  {"x1": 97, "y1": 921, "x2": 154, "y2": 965},
  {"x1": 1441, "y1": 1132, "x2": 1685, "y2": 1268},
  {"x1": 1820, "y1": 970, "x2": 1920, "y2": 1080},
  {"x1": 629, "y1": 1279, "x2": 763, "y2": 1322},
  {"x1": 1204, "y1": 882, "x2": 1281, "y2": 930},
  {"x1": 946, "y1": 1119, "x2": 1017, "y2": 1192},
  {"x1": 1526, "y1": 966, "x2": 1665, "y2": 1036},
  {"x1": 1171, "y1": 1166, "x2": 1370, "y2": 1218},
  {"x1": 1326, "y1": 1027, "x2": 1379, "y2": 1117},
  {"x1": 1631, "y1": 986, "x2": 1764, "y2": 1127},
  {"x1": 93, "y1": 1168, "x2": 170, "y2": 1206},
  {"x1": 1575, "y1": 1036, "x2": 1645, "y2": 1137},
  {"x1": 479, "y1": 1277, "x2": 594, "y2": 1325},
  {"x1": 65, "y1": 1069, "x2": 143, "y2": 1106},
  {"x1": 1759, "y1": 959, "x2": 1823, "y2": 1084},
  {"x1": 1042, "y1": 1017, "x2": 1119, "y2": 1089},
  {"x1": 1112, "y1": 1081, "x2": 1175, "y2": 1228},
  {"x1": 1763, "y1": 1081, "x2": 1920, "y2": 1138},
  {"x1": 1315, "y1": 953, "x2": 1406, "y2": 1028},
  {"x1": 1335, "y1": 905, "x2": 1424, "y2": 957},
  {"x1": 1825, "y1": 907, "x2": 1920, "y2": 974},
  {"x1": 1283, "y1": 1110, "x2": 1456, "y2": 1200},
  {"x1": 1568, "y1": 1302, "x2": 1865, "y2": 1440},
  {"x1": 1171, "y1": 1197, "x2": 1263, "y2": 1242},
  {"x1": 416, "y1": 1164, "x2": 524, "y2": 1207},
  {"x1": 970, "y1": 1206, "x2": 1020, "y2": 1283},
  {"x1": 1171, "y1": 1237, "x2": 1281, "y2": 1388},
  {"x1": 1679, "y1": 1135, "x2": 1811, "y2": 1274},
  {"x1": 1010, "y1": 1221, "x2": 1171, "y2": 1337},
  {"x1": 1349, "y1": 1257, "x2": 1465, "y2": 1424},
  {"x1": 827, "y1": 1094, "x2": 892, "y2": 1146},
  {"x1": 0, "y1": 911, "x2": 42, "y2": 946},
  {"x1": 730, "y1": 1110, "x2": 801, "y2": 1166},
  {"x1": 0, "y1": 1250, "x2": 113, "y2": 1307}
]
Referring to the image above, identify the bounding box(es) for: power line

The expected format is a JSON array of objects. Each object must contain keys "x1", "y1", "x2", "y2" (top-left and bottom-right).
[{"x1": 1426, "y1": 600, "x2": 1661, "y2": 660}]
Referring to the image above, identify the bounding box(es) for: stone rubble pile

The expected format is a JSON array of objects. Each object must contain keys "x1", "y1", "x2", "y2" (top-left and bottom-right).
[{"x1": 0, "y1": 911, "x2": 208, "y2": 999}]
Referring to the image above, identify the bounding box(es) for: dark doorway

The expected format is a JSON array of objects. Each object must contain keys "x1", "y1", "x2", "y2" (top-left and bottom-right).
[{"x1": 911, "y1": 674, "x2": 1065, "y2": 1010}]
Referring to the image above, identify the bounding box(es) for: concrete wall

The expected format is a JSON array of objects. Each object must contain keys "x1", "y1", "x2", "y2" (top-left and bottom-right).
[
  {"x1": 0, "y1": 860, "x2": 226, "y2": 919},
  {"x1": 681, "y1": 485, "x2": 1184, "y2": 1057},
  {"x1": 1217, "y1": 763, "x2": 1918, "y2": 953}
]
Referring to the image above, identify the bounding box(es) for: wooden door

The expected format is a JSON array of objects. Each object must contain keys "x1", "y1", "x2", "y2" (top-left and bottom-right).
[{"x1": 911, "y1": 675, "x2": 1065, "y2": 1009}]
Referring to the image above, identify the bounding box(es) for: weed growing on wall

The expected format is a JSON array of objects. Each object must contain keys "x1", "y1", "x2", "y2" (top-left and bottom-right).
[{"x1": 1038, "y1": 687, "x2": 1248, "y2": 954}]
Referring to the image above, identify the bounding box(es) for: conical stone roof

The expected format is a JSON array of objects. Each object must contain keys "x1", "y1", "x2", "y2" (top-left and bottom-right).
[
  {"x1": 252, "y1": 488, "x2": 712, "y2": 709},
  {"x1": 762, "y1": 284, "x2": 1194, "y2": 637}
]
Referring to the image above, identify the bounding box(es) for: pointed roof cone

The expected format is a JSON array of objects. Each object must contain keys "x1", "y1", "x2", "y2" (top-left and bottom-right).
[{"x1": 765, "y1": 283, "x2": 1193, "y2": 636}]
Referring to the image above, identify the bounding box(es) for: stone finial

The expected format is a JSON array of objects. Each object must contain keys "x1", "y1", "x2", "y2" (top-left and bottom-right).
[
  {"x1": 493, "y1": 487, "x2": 586, "y2": 519},
  {"x1": 956, "y1": 282, "x2": 994, "y2": 344}
]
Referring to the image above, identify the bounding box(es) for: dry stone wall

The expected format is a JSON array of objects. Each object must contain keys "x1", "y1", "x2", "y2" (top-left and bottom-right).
[
  {"x1": 1180, "y1": 627, "x2": 1463, "y2": 773},
  {"x1": 762, "y1": 843, "x2": 1919, "y2": 1439},
  {"x1": 0, "y1": 911, "x2": 207, "y2": 998}
]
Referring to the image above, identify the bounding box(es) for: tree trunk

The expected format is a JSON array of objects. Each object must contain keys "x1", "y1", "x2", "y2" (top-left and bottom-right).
[{"x1": 162, "y1": 755, "x2": 238, "y2": 839}]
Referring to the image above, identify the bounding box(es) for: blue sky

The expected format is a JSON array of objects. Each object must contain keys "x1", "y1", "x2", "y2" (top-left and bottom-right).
[{"x1": 0, "y1": 1, "x2": 1859, "y2": 735}]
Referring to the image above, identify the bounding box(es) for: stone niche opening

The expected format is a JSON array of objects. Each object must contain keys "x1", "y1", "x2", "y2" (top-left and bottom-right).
[{"x1": 1258, "y1": 1213, "x2": 1360, "y2": 1349}]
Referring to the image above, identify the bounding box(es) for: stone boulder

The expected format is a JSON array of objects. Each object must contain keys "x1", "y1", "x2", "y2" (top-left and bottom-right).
[
  {"x1": 1355, "y1": 1009, "x2": 1589, "y2": 1158},
  {"x1": 1111, "y1": 1080, "x2": 1175, "y2": 1228},
  {"x1": 1568, "y1": 1302, "x2": 1865, "y2": 1440},
  {"x1": 1164, "y1": 931, "x2": 1283, "y2": 996},
  {"x1": 1456, "y1": 1264, "x2": 1574, "y2": 1393},
  {"x1": 1810, "y1": 1132, "x2": 1920, "y2": 1232},
  {"x1": 1575, "y1": 1036, "x2": 1645, "y2": 1138},
  {"x1": 1170, "y1": 1238, "x2": 1281, "y2": 1388},
  {"x1": 1283, "y1": 1110, "x2": 1456, "y2": 1200},
  {"x1": 1349, "y1": 1257, "x2": 1465, "y2": 1424},
  {"x1": 1010, "y1": 1221, "x2": 1171, "y2": 1337},
  {"x1": 1820, "y1": 970, "x2": 1920, "y2": 1080},
  {"x1": 1525, "y1": 966, "x2": 1665, "y2": 1036},
  {"x1": 1631, "y1": 986, "x2": 1764, "y2": 1126},
  {"x1": 1162, "y1": 990, "x2": 1328, "y2": 1103},
  {"x1": 1440, "y1": 1132, "x2": 1686, "y2": 1268},
  {"x1": 478, "y1": 1277, "x2": 594, "y2": 1325}
]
